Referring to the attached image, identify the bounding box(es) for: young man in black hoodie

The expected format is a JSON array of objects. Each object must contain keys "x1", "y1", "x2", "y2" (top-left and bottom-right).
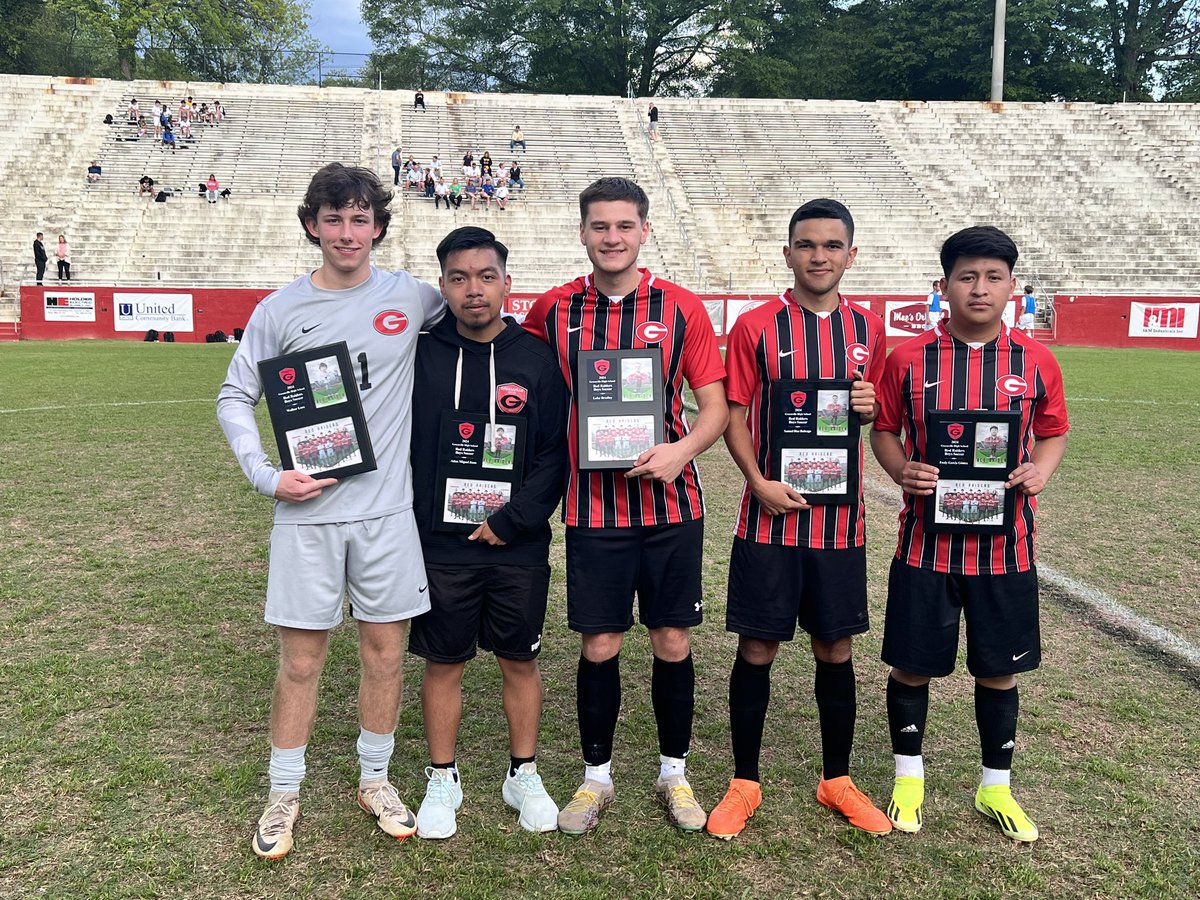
[{"x1": 409, "y1": 226, "x2": 569, "y2": 839}]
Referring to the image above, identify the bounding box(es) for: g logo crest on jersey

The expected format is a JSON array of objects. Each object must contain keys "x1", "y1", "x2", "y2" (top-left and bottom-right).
[
  {"x1": 996, "y1": 375, "x2": 1028, "y2": 397},
  {"x1": 373, "y1": 310, "x2": 409, "y2": 335},
  {"x1": 635, "y1": 320, "x2": 669, "y2": 344},
  {"x1": 497, "y1": 383, "x2": 528, "y2": 413},
  {"x1": 846, "y1": 343, "x2": 870, "y2": 367}
]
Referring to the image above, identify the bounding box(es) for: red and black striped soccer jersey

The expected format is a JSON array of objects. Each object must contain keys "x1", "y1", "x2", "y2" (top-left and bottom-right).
[
  {"x1": 523, "y1": 269, "x2": 725, "y2": 528},
  {"x1": 874, "y1": 323, "x2": 1070, "y2": 575},
  {"x1": 725, "y1": 291, "x2": 886, "y2": 549}
]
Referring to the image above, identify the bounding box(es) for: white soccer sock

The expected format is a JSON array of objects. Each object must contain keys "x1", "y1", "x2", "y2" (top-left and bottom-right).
[
  {"x1": 659, "y1": 754, "x2": 687, "y2": 780},
  {"x1": 357, "y1": 727, "x2": 395, "y2": 786},
  {"x1": 894, "y1": 753, "x2": 924, "y2": 780},
  {"x1": 981, "y1": 766, "x2": 1011, "y2": 787},
  {"x1": 584, "y1": 761, "x2": 612, "y2": 785},
  {"x1": 269, "y1": 744, "x2": 307, "y2": 795}
]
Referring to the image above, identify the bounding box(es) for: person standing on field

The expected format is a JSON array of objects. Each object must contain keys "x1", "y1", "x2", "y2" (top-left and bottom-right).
[
  {"x1": 870, "y1": 226, "x2": 1069, "y2": 843},
  {"x1": 707, "y1": 199, "x2": 891, "y2": 840},
  {"x1": 408, "y1": 226, "x2": 568, "y2": 839},
  {"x1": 217, "y1": 163, "x2": 445, "y2": 860},
  {"x1": 522, "y1": 177, "x2": 727, "y2": 836}
]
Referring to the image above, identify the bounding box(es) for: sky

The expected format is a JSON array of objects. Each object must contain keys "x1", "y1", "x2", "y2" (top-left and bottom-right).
[{"x1": 307, "y1": 0, "x2": 373, "y2": 57}]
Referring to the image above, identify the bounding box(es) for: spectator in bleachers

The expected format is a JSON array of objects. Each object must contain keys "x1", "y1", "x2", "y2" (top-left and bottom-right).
[
  {"x1": 135, "y1": 116, "x2": 146, "y2": 140},
  {"x1": 213, "y1": 101, "x2": 225, "y2": 123},
  {"x1": 33, "y1": 232, "x2": 47, "y2": 285},
  {"x1": 126, "y1": 98, "x2": 140, "y2": 122},
  {"x1": 430, "y1": 155, "x2": 442, "y2": 177},
  {"x1": 508, "y1": 161, "x2": 525, "y2": 191},
  {"x1": 415, "y1": 89, "x2": 426, "y2": 111},
  {"x1": 55, "y1": 234, "x2": 70, "y2": 281},
  {"x1": 510, "y1": 125, "x2": 526, "y2": 152},
  {"x1": 424, "y1": 167, "x2": 436, "y2": 198},
  {"x1": 462, "y1": 149, "x2": 474, "y2": 171},
  {"x1": 86, "y1": 160, "x2": 102, "y2": 183},
  {"x1": 449, "y1": 178, "x2": 463, "y2": 208},
  {"x1": 465, "y1": 176, "x2": 480, "y2": 211},
  {"x1": 391, "y1": 147, "x2": 403, "y2": 186},
  {"x1": 407, "y1": 163, "x2": 424, "y2": 193},
  {"x1": 152, "y1": 100, "x2": 163, "y2": 138},
  {"x1": 138, "y1": 175, "x2": 156, "y2": 197},
  {"x1": 648, "y1": 102, "x2": 659, "y2": 140},
  {"x1": 206, "y1": 174, "x2": 220, "y2": 204},
  {"x1": 199, "y1": 102, "x2": 210, "y2": 124},
  {"x1": 495, "y1": 178, "x2": 509, "y2": 211},
  {"x1": 434, "y1": 177, "x2": 451, "y2": 210},
  {"x1": 497, "y1": 160, "x2": 510, "y2": 182},
  {"x1": 480, "y1": 151, "x2": 494, "y2": 177},
  {"x1": 162, "y1": 127, "x2": 177, "y2": 152},
  {"x1": 480, "y1": 175, "x2": 495, "y2": 209}
]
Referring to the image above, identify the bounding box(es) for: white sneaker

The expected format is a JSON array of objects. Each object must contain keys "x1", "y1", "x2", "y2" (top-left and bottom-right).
[
  {"x1": 502, "y1": 762, "x2": 559, "y2": 833},
  {"x1": 416, "y1": 766, "x2": 463, "y2": 839}
]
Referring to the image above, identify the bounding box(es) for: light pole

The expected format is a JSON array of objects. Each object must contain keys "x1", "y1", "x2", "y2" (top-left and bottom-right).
[{"x1": 990, "y1": 0, "x2": 1006, "y2": 101}]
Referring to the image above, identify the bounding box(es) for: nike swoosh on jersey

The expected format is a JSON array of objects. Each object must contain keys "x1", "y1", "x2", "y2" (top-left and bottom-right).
[
  {"x1": 1011, "y1": 650, "x2": 1030, "y2": 661},
  {"x1": 924, "y1": 380, "x2": 941, "y2": 388},
  {"x1": 418, "y1": 584, "x2": 428, "y2": 594},
  {"x1": 779, "y1": 349, "x2": 800, "y2": 358},
  {"x1": 301, "y1": 324, "x2": 321, "y2": 334},
  {"x1": 566, "y1": 326, "x2": 582, "y2": 333}
]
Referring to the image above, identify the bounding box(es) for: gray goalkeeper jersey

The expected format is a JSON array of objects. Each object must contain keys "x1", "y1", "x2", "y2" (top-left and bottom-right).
[{"x1": 217, "y1": 266, "x2": 445, "y2": 524}]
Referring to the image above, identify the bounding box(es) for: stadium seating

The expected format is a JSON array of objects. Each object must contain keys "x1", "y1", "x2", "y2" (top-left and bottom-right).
[{"x1": 3, "y1": 75, "x2": 1199, "y2": 305}]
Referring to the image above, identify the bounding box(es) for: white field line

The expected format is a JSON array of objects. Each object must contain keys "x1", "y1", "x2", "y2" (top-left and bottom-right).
[
  {"x1": 0, "y1": 398, "x2": 213, "y2": 414},
  {"x1": 860, "y1": 475, "x2": 1200, "y2": 671}
]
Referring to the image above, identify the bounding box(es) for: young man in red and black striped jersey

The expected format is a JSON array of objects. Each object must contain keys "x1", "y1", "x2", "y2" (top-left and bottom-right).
[
  {"x1": 707, "y1": 200, "x2": 892, "y2": 840},
  {"x1": 871, "y1": 226, "x2": 1069, "y2": 842},
  {"x1": 523, "y1": 177, "x2": 728, "y2": 835}
]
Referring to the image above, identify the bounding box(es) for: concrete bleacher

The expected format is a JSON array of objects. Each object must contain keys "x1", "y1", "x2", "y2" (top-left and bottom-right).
[{"x1": 2, "y1": 75, "x2": 1198, "y2": 307}]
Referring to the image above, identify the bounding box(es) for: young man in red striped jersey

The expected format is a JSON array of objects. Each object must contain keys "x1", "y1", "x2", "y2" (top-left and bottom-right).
[
  {"x1": 523, "y1": 177, "x2": 728, "y2": 835},
  {"x1": 707, "y1": 199, "x2": 892, "y2": 840},
  {"x1": 871, "y1": 226, "x2": 1069, "y2": 842}
]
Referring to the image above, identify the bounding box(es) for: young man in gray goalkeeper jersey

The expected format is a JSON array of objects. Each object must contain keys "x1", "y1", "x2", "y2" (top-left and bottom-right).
[{"x1": 217, "y1": 163, "x2": 445, "y2": 859}]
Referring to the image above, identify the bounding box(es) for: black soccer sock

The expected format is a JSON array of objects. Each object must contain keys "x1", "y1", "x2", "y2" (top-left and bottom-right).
[
  {"x1": 815, "y1": 658, "x2": 856, "y2": 780},
  {"x1": 729, "y1": 651, "x2": 772, "y2": 783},
  {"x1": 509, "y1": 755, "x2": 536, "y2": 777},
  {"x1": 975, "y1": 683, "x2": 1019, "y2": 770},
  {"x1": 651, "y1": 653, "x2": 695, "y2": 760},
  {"x1": 887, "y1": 675, "x2": 930, "y2": 758},
  {"x1": 577, "y1": 654, "x2": 621, "y2": 766}
]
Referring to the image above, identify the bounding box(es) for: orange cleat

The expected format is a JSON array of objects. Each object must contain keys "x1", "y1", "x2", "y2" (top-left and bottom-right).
[
  {"x1": 817, "y1": 775, "x2": 892, "y2": 835},
  {"x1": 706, "y1": 778, "x2": 763, "y2": 840}
]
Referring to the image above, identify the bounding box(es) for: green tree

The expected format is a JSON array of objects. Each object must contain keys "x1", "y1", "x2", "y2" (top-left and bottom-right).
[{"x1": 363, "y1": 0, "x2": 734, "y2": 95}]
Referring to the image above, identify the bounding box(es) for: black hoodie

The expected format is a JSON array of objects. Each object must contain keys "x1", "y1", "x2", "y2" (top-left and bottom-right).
[{"x1": 411, "y1": 315, "x2": 567, "y2": 566}]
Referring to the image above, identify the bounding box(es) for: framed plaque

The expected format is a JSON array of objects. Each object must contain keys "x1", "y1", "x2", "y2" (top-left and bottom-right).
[
  {"x1": 576, "y1": 349, "x2": 665, "y2": 470},
  {"x1": 767, "y1": 379, "x2": 859, "y2": 505},
  {"x1": 432, "y1": 411, "x2": 526, "y2": 533},
  {"x1": 923, "y1": 408, "x2": 1021, "y2": 534},
  {"x1": 257, "y1": 341, "x2": 376, "y2": 480}
]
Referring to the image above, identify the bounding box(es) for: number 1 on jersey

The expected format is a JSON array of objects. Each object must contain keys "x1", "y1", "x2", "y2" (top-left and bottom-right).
[{"x1": 357, "y1": 352, "x2": 372, "y2": 390}]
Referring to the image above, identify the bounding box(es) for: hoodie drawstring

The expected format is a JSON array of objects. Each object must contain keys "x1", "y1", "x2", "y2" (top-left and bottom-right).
[{"x1": 452, "y1": 343, "x2": 499, "y2": 451}]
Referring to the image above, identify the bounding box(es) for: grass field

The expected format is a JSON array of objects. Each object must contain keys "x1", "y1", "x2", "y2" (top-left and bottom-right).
[{"x1": 1, "y1": 341, "x2": 1198, "y2": 899}]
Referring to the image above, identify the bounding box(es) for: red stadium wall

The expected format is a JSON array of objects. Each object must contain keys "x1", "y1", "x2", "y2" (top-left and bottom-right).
[
  {"x1": 21, "y1": 286, "x2": 1199, "y2": 351},
  {"x1": 1053, "y1": 295, "x2": 1200, "y2": 350},
  {"x1": 20, "y1": 285, "x2": 273, "y2": 342}
]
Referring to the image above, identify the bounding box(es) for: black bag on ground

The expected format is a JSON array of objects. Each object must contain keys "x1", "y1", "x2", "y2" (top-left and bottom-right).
[
  {"x1": 144, "y1": 329, "x2": 159, "y2": 342},
  {"x1": 163, "y1": 332, "x2": 175, "y2": 342}
]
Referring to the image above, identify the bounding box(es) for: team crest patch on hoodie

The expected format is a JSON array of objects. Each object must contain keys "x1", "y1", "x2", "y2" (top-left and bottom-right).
[{"x1": 497, "y1": 382, "x2": 528, "y2": 413}]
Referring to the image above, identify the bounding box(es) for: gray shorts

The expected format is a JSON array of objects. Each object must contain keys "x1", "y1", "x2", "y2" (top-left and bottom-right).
[{"x1": 264, "y1": 510, "x2": 430, "y2": 630}]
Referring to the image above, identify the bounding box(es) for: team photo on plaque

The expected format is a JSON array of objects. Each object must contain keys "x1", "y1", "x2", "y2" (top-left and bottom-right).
[
  {"x1": 576, "y1": 348, "x2": 665, "y2": 469},
  {"x1": 924, "y1": 409, "x2": 1021, "y2": 534},
  {"x1": 768, "y1": 378, "x2": 859, "y2": 504},
  {"x1": 257, "y1": 341, "x2": 376, "y2": 480}
]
